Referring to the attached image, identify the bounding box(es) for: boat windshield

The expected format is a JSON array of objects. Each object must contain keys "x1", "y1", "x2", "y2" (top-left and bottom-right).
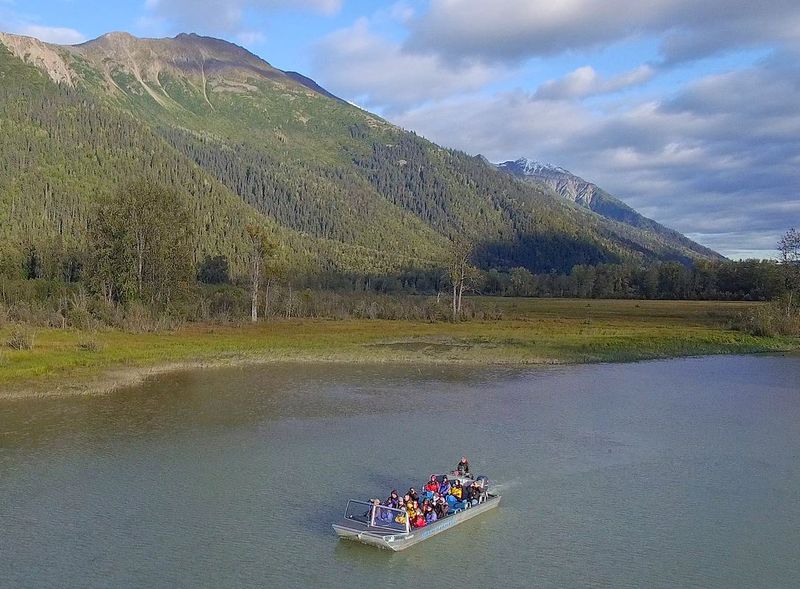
[{"x1": 344, "y1": 500, "x2": 409, "y2": 534}]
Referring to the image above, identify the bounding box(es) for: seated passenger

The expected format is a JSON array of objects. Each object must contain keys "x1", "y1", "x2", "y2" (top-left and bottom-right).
[
  {"x1": 450, "y1": 480, "x2": 463, "y2": 501},
  {"x1": 408, "y1": 487, "x2": 420, "y2": 503},
  {"x1": 412, "y1": 513, "x2": 426, "y2": 528},
  {"x1": 438, "y1": 475, "x2": 451, "y2": 495},
  {"x1": 463, "y1": 484, "x2": 474, "y2": 505},
  {"x1": 468, "y1": 480, "x2": 484, "y2": 504},
  {"x1": 424, "y1": 503, "x2": 438, "y2": 524},
  {"x1": 371, "y1": 498, "x2": 391, "y2": 524},
  {"x1": 457, "y1": 456, "x2": 471, "y2": 476},
  {"x1": 385, "y1": 490, "x2": 401, "y2": 509},
  {"x1": 405, "y1": 501, "x2": 415, "y2": 523},
  {"x1": 434, "y1": 495, "x2": 449, "y2": 519},
  {"x1": 424, "y1": 475, "x2": 439, "y2": 494}
]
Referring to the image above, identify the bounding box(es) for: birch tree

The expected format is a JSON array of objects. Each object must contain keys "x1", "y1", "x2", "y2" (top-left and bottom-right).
[
  {"x1": 89, "y1": 180, "x2": 193, "y2": 305},
  {"x1": 447, "y1": 240, "x2": 480, "y2": 320},
  {"x1": 777, "y1": 227, "x2": 800, "y2": 317},
  {"x1": 245, "y1": 225, "x2": 275, "y2": 323}
]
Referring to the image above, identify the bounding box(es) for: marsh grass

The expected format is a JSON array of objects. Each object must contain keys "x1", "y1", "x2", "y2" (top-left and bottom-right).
[
  {"x1": 77, "y1": 336, "x2": 104, "y2": 353},
  {"x1": 0, "y1": 298, "x2": 796, "y2": 396},
  {"x1": 6, "y1": 326, "x2": 35, "y2": 350}
]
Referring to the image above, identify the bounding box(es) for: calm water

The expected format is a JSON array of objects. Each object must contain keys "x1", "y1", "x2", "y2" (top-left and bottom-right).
[{"x1": 1, "y1": 355, "x2": 799, "y2": 588}]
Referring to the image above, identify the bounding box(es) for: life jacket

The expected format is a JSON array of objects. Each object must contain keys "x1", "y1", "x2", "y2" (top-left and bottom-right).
[
  {"x1": 450, "y1": 487, "x2": 462, "y2": 500},
  {"x1": 424, "y1": 481, "x2": 438, "y2": 493}
]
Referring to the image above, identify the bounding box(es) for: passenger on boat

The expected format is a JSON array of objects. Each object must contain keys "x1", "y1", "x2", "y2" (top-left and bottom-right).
[
  {"x1": 462, "y1": 483, "x2": 474, "y2": 504},
  {"x1": 410, "y1": 500, "x2": 426, "y2": 528},
  {"x1": 367, "y1": 498, "x2": 380, "y2": 515},
  {"x1": 466, "y1": 480, "x2": 485, "y2": 505},
  {"x1": 424, "y1": 503, "x2": 438, "y2": 524},
  {"x1": 412, "y1": 512, "x2": 426, "y2": 528},
  {"x1": 438, "y1": 475, "x2": 451, "y2": 495},
  {"x1": 424, "y1": 475, "x2": 439, "y2": 494},
  {"x1": 457, "y1": 456, "x2": 471, "y2": 476},
  {"x1": 450, "y1": 479, "x2": 463, "y2": 501},
  {"x1": 408, "y1": 487, "x2": 420, "y2": 503},
  {"x1": 370, "y1": 498, "x2": 392, "y2": 524},
  {"x1": 434, "y1": 495, "x2": 448, "y2": 519},
  {"x1": 385, "y1": 490, "x2": 401, "y2": 509},
  {"x1": 405, "y1": 499, "x2": 415, "y2": 523}
]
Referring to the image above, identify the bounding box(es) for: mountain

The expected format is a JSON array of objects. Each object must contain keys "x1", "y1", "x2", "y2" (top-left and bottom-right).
[
  {"x1": 0, "y1": 31, "x2": 721, "y2": 283},
  {"x1": 497, "y1": 157, "x2": 721, "y2": 260}
]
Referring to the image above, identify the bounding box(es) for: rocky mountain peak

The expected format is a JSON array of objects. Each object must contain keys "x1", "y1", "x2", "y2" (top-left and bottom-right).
[
  {"x1": 511, "y1": 157, "x2": 570, "y2": 176},
  {"x1": 0, "y1": 29, "x2": 343, "y2": 108}
]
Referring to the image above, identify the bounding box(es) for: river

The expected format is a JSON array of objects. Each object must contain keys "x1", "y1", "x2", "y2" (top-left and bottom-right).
[{"x1": 1, "y1": 355, "x2": 799, "y2": 588}]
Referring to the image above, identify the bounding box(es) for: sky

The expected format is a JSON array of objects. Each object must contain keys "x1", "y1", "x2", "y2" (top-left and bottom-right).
[{"x1": 2, "y1": 1, "x2": 799, "y2": 259}]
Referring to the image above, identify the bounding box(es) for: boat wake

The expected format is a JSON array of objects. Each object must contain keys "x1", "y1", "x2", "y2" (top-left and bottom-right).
[{"x1": 485, "y1": 479, "x2": 519, "y2": 495}]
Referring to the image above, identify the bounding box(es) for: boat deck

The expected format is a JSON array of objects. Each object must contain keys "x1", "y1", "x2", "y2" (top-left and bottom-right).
[{"x1": 333, "y1": 493, "x2": 501, "y2": 551}]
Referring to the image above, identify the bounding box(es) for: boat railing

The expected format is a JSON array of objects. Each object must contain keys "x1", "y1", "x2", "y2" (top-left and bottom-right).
[{"x1": 343, "y1": 500, "x2": 410, "y2": 535}]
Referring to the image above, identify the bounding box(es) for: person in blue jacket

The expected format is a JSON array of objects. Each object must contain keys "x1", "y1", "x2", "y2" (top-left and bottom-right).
[{"x1": 438, "y1": 475, "x2": 451, "y2": 495}]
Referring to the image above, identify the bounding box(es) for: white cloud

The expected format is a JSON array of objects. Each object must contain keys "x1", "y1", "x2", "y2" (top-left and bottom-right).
[
  {"x1": 236, "y1": 30, "x2": 266, "y2": 46},
  {"x1": 15, "y1": 24, "x2": 85, "y2": 44},
  {"x1": 406, "y1": 0, "x2": 800, "y2": 64},
  {"x1": 0, "y1": 4, "x2": 86, "y2": 44},
  {"x1": 312, "y1": 18, "x2": 504, "y2": 110},
  {"x1": 145, "y1": 0, "x2": 341, "y2": 32},
  {"x1": 393, "y1": 58, "x2": 800, "y2": 258},
  {"x1": 534, "y1": 65, "x2": 654, "y2": 100},
  {"x1": 388, "y1": 2, "x2": 415, "y2": 24}
]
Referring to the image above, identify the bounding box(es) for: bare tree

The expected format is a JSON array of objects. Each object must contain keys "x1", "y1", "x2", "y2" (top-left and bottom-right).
[
  {"x1": 777, "y1": 227, "x2": 800, "y2": 317},
  {"x1": 245, "y1": 225, "x2": 274, "y2": 323},
  {"x1": 446, "y1": 240, "x2": 480, "y2": 321}
]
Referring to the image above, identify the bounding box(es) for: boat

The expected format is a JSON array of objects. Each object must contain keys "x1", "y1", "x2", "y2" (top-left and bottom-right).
[{"x1": 332, "y1": 471, "x2": 501, "y2": 551}]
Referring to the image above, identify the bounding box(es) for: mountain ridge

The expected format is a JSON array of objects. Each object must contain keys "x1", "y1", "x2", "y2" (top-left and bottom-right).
[
  {"x1": 0, "y1": 30, "x2": 722, "y2": 283},
  {"x1": 497, "y1": 157, "x2": 722, "y2": 260}
]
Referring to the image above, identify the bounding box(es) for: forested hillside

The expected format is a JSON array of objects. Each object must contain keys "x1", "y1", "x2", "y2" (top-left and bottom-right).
[
  {"x1": 496, "y1": 158, "x2": 721, "y2": 260},
  {"x1": 0, "y1": 31, "x2": 722, "y2": 286}
]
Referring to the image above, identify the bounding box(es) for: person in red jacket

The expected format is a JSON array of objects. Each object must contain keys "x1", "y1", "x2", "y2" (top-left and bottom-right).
[{"x1": 424, "y1": 475, "x2": 439, "y2": 494}]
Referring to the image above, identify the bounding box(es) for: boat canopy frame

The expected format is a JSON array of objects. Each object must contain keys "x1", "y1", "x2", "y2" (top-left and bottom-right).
[{"x1": 343, "y1": 499, "x2": 410, "y2": 535}]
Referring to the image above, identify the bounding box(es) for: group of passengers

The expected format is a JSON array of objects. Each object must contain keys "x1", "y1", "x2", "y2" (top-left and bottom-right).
[{"x1": 372, "y1": 457, "x2": 486, "y2": 529}]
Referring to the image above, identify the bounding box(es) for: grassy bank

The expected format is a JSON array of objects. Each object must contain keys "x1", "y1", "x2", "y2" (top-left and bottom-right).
[{"x1": 1, "y1": 299, "x2": 797, "y2": 398}]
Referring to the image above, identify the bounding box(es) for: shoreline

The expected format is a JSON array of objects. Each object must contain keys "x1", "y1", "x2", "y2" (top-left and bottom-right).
[
  {"x1": 1, "y1": 299, "x2": 797, "y2": 400},
  {"x1": 2, "y1": 340, "x2": 797, "y2": 401}
]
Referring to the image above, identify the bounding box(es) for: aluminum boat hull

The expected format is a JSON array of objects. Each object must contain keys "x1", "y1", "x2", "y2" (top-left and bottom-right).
[{"x1": 332, "y1": 494, "x2": 501, "y2": 551}]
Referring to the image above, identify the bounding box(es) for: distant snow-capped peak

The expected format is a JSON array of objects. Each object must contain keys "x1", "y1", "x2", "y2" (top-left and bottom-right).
[{"x1": 504, "y1": 157, "x2": 571, "y2": 176}]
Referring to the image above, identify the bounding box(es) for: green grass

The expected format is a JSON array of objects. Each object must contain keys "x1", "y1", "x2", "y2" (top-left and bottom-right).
[{"x1": 1, "y1": 298, "x2": 797, "y2": 397}]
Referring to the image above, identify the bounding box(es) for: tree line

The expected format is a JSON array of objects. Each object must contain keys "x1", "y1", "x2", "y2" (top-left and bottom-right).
[{"x1": 1, "y1": 178, "x2": 797, "y2": 334}]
